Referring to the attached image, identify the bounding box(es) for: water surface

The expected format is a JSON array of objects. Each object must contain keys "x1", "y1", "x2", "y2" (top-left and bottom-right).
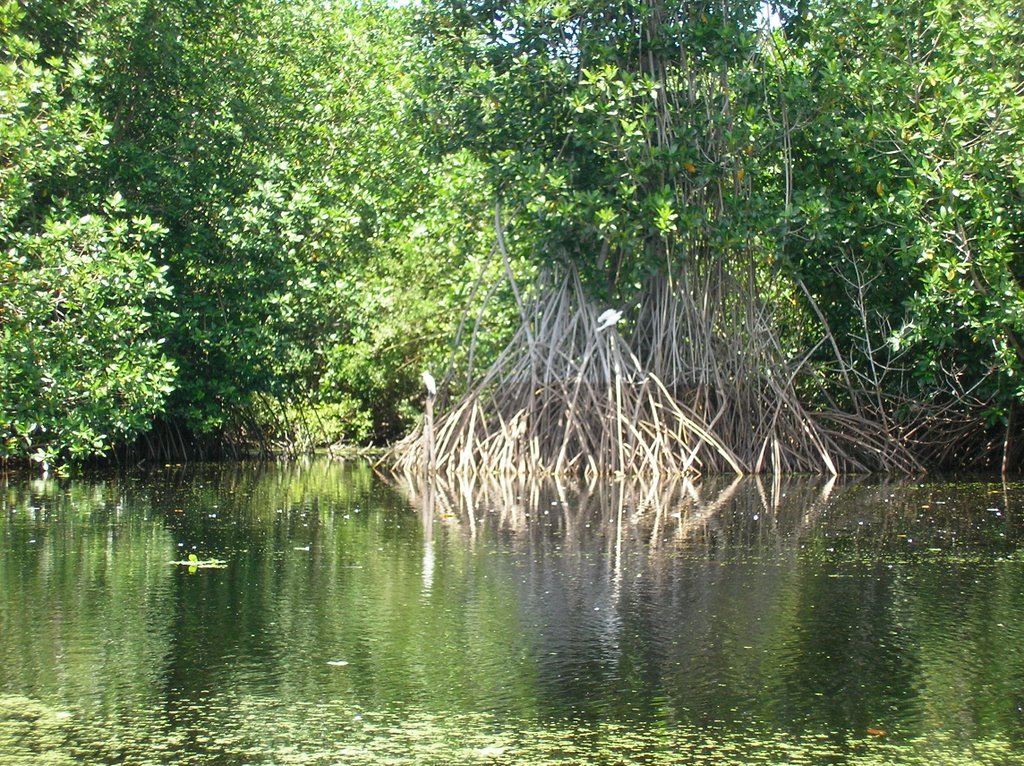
[{"x1": 2, "y1": 462, "x2": 1023, "y2": 764}]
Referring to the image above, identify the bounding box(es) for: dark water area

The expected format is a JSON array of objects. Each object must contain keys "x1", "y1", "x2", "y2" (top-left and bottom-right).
[{"x1": 2, "y1": 462, "x2": 1023, "y2": 764}]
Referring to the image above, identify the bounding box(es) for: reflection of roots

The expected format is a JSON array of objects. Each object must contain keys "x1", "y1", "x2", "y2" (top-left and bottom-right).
[
  {"x1": 393, "y1": 269, "x2": 920, "y2": 477},
  {"x1": 392, "y1": 470, "x2": 838, "y2": 554}
]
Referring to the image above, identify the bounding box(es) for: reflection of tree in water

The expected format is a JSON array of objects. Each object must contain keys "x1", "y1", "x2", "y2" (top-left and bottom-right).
[
  {"x1": 394, "y1": 472, "x2": 1024, "y2": 739},
  {"x1": 394, "y1": 471, "x2": 842, "y2": 560},
  {"x1": 0, "y1": 461, "x2": 399, "y2": 764},
  {"x1": 394, "y1": 473, "x2": 838, "y2": 723},
  {"x1": 397, "y1": 472, "x2": 1024, "y2": 563},
  {"x1": 0, "y1": 475, "x2": 179, "y2": 763},
  {"x1": 4, "y1": 466, "x2": 1024, "y2": 763}
]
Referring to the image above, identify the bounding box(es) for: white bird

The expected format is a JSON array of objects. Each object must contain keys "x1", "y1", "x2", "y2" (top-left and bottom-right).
[
  {"x1": 422, "y1": 370, "x2": 437, "y2": 398},
  {"x1": 595, "y1": 308, "x2": 622, "y2": 332}
]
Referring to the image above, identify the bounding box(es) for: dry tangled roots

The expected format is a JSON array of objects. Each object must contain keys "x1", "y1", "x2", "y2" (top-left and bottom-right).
[{"x1": 392, "y1": 269, "x2": 920, "y2": 478}]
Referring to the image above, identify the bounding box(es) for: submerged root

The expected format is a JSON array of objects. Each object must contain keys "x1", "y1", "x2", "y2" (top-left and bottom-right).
[{"x1": 392, "y1": 268, "x2": 920, "y2": 477}]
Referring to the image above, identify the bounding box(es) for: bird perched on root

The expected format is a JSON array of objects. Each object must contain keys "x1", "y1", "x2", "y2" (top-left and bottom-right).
[
  {"x1": 595, "y1": 308, "x2": 622, "y2": 332},
  {"x1": 422, "y1": 370, "x2": 437, "y2": 398}
]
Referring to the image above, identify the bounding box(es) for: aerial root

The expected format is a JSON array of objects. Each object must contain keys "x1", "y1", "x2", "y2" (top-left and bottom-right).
[{"x1": 391, "y1": 268, "x2": 920, "y2": 477}]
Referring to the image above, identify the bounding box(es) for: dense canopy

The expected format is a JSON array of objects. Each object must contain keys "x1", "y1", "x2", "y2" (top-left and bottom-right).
[{"x1": 2, "y1": 0, "x2": 1022, "y2": 473}]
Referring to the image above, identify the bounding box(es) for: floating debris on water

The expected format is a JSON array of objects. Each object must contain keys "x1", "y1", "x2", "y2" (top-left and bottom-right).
[{"x1": 170, "y1": 553, "x2": 227, "y2": 569}]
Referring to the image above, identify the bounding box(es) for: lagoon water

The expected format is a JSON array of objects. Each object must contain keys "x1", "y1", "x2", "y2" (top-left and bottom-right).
[{"x1": 2, "y1": 461, "x2": 1023, "y2": 764}]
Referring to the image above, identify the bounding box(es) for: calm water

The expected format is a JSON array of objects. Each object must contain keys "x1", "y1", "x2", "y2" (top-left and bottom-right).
[{"x1": 2, "y1": 462, "x2": 1023, "y2": 765}]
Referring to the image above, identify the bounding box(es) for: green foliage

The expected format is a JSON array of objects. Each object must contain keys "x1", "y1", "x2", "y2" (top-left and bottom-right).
[
  {"x1": 88, "y1": 0, "x2": 507, "y2": 445},
  {"x1": 0, "y1": 4, "x2": 175, "y2": 465},
  {"x1": 776, "y1": 0, "x2": 1024, "y2": 407},
  {"x1": 0, "y1": 206, "x2": 175, "y2": 465},
  {"x1": 416, "y1": 0, "x2": 766, "y2": 300},
  {"x1": 318, "y1": 148, "x2": 504, "y2": 442},
  {"x1": 3, "y1": 0, "x2": 503, "y2": 453}
]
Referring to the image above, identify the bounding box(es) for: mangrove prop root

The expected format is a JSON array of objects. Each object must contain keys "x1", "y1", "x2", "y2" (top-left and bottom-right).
[{"x1": 392, "y1": 269, "x2": 921, "y2": 477}]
